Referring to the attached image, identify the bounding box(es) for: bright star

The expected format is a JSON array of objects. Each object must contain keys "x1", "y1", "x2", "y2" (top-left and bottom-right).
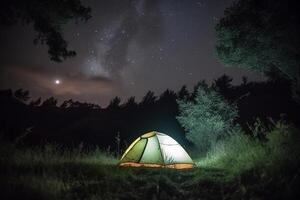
[{"x1": 55, "y1": 79, "x2": 60, "y2": 85}]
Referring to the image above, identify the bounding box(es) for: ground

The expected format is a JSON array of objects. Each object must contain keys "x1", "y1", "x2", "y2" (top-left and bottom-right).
[{"x1": 1, "y1": 139, "x2": 299, "y2": 200}]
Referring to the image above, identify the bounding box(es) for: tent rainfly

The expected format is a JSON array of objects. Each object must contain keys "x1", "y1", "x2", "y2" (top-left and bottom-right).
[{"x1": 119, "y1": 131, "x2": 195, "y2": 169}]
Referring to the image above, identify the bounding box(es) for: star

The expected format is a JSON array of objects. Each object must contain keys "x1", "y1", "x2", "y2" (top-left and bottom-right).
[{"x1": 55, "y1": 79, "x2": 61, "y2": 85}]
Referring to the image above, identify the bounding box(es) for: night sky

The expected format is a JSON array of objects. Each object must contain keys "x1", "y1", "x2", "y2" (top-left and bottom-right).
[{"x1": 0, "y1": 0, "x2": 264, "y2": 106}]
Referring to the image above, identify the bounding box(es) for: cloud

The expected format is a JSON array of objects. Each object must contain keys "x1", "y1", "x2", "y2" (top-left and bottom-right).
[{"x1": 0, "y1": 66, "x2": 117, "y2": 103}]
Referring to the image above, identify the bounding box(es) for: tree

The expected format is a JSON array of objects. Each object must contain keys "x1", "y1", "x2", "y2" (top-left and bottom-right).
[
  {"x1": 41, "y1": 97, "x2": 57, "y2": 107},
  {"x1": 177, "y1": 85, "x2": 190, "y2": 100},
  {"x1": 14, "y1": 89, "x2": 30, "y2": 102},
  {"x1": 29, "y1": 97, "x2": 41, "y2": 106},
  {"x1": 177, "y1": 86, "x2": 238, "y2": 153},
  {"x1": 107, "y1": 96, "x2": 121, "y2": 110},
  {"x1": 215, "y1": 0, "x2": 300, "y2": 81},
  {"x1": 158, "y1": 89, "x2": 177, "y2": 104},
  {"x1": 242, "y1": 76, "x2": 248, "y2": 86},
  {"x1": 140, "y1": 91, "x2": 157, "y2": 107},
  {"x1": 0, "y1": 0, "x2": 91, "y2": 62},
  {"x1": 158, "y1": 89, "x2": 177, "y2": 113},
  {"x1": 60, "y1": 99, "x2": 74, "y2": 109},
  {"x1": 212, "y1": 74, "x2": 233, "y2": 98},
  {"x1": 0, "y1": 89, "x2": 13, "y2": 99},
  {"x1": 190, "y1": 80, "x2": 208, "y2": 100},
  {"x1": 122, "y1": 97, "x2": 138, "y2": 110}
]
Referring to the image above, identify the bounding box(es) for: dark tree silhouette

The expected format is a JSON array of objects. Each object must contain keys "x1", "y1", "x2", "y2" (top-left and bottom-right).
[
  {"x1": 122, "y1": 97, "x2": 138, "y2": 110},
  {"x1": 215, "y1": 0, "x2": 300, "y2": 81},
  {"x1": 107, "y1": 96, "x2": 121, "y2": 110},
  {"x1": 60, "y1": 99, "x2": 74, "y2": 109},
  {"x1": 0, "y1": 89, "x2": 13, "y2": 99},
  {"x1": 212, "y1": 74, "x2": 233, "y2": 98},
  {"x1": 14, "y1": 89, "x2": 30, "y2": 102},
  {"x1": 0, "y1": 0, "x2": 91, "y2": 62},
  {"x1": 140, "y1": 91, "x2": 156, "y2": 106},
  {"x1": 29, "y1": 97, "x2": 41, "y2": 106},
  {"x1": 0, "y1": 74, "x2": 299, "y2": 149},
  {"x1": 41, "y1": 97, "x2": 57, "y2": 107},
  {"x1": 159, "y1": 89, "x2": 177, "y2": 103},
  {"x1": 242, "y1": 76, "x2": 248, "y2": 86},
  {"x1": 293, "y1": 81, "x2": 300, "y2": 104},
  {"x1": 63, "y1": 100, "x2": 100, "y2": 109},
  {"x1": 177, "y1": 85, "x2": 190, "y2": 100}
]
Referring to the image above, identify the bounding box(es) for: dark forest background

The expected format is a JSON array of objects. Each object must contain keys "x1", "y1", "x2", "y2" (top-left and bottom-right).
[{"x1": 1, "y1": 74, "x2": 299, "y2": 152}]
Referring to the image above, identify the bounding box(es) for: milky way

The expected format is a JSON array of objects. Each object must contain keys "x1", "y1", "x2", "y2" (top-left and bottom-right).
[{"x1": 0, "y1": 0, "x2": 264, "y2": 106}]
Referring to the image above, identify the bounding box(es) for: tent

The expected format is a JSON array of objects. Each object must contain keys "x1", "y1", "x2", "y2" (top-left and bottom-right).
[{"x1": 119, "y1": 131, "x2": 195, "y2": 169}]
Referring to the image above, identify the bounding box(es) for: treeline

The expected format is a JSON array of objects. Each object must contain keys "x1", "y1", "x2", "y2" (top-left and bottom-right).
[{"x1": 0, "y1": 75, "x2": 299, "y2": 151}]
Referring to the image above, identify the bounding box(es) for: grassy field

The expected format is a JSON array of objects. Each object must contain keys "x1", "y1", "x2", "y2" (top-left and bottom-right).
[{"x1": 1, "y1": 123, "x2": 300, "y2": 199}]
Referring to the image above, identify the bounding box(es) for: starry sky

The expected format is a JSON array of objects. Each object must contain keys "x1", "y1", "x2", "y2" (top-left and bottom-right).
[{"x1": 0, "y1": 0, "x2": 264, "y2": 106}]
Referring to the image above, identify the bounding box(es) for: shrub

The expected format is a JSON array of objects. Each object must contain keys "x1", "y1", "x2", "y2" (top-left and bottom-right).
[
  {"x1": 198, "y1": 129, "x2": 266, "y2": 174},
  {"x1": 177, "y1": 86, "x2": 238, "y2": 153},
  {"x1": 198, "y1": 120, "x2": 300, "y2": 176}
]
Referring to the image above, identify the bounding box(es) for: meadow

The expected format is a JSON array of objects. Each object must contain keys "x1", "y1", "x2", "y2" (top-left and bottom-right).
[{"x1": 1, "y1": 121, "x2": 299, "y2": 200}]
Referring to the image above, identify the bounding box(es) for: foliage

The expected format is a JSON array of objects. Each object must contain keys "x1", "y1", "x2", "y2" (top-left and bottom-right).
[
  {"x1": 140, "y1": 91, "x2": 157, "y2": 106},
  {"x1": 107, "y1": 96, "x2": 121, "y2": 110},
  {"x1": 0, "y1": 0, "x2": 91, "y2": 62},
  {"x1": 215, "y1": 0, "x2": 300, "y2": 81},
  {"x1": 1, "y1": 76, "x2": 299, "y2": 150},
  {"x1": 41, "y1": 97, "x2": 58, "y2": 107},
  {"x1": 177, "y1": 85, "x2": 190, "y2": 100},
  {"x1": 177, "y1": 86, "x2": 238, "y2": 153},
  {"x1": 198, "y1": 120, "x2": 300, "y2": 177},
  {"x1": 195, "y1": 120, "x2": 300, "y2": 198},
  {"x1": 198, "y1": 127, "x2": 266, "y2": 175},
  {"x1": 14, "y1": 89, "x2": 30, "y2": 102},
  {"x1": 212, "y1": 74, "x2": 233, "y2": 98}
]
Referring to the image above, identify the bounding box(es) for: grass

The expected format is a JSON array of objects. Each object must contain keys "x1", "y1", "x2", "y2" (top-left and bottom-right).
[
  {"x1": 196, "y1": 121, "x2": 300, "y2": 198},
  {"x1": 197, "y1": 122, "x2": 300, "y2": 174},
  {"x1": 1, "y1": 122, "x2": 300, "y2": 199},
  {"x1": 0, "y1": 143, "x2": 119, "y2": 200}
]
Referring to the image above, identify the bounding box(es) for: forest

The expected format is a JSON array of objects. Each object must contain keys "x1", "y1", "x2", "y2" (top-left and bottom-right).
[{"x1": 1, "y1": 75, "x2": 299, "y2": 153}]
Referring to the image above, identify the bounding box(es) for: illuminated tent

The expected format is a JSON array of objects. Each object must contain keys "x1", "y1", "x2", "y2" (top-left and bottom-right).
[{"x1": 119, "y1": 131, "x2": 195, "y2": 169}]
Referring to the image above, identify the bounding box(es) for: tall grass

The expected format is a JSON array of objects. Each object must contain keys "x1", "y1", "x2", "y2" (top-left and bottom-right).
[
  {"x1": 0, "y1": 143, "x2": 117, "y2": 171},
  {"x1": 0, "y1": 143, "x2": 201, "y2": 200},
  {"x1": 0, "y1": 143, "x2": 119, "y2": 200},
  {"x1": 197, "y1": 121, "x2": 300, "y2": 177},
  {"x1": 193, "y1": 121, "x2": 300, "y2": 199}
]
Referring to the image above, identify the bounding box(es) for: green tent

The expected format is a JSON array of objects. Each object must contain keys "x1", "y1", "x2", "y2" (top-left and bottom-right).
[{"x1": 119, "y1": 131, "x2": 195, "y2": 169}]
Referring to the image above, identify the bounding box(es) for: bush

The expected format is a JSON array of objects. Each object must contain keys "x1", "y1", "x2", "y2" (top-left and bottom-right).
[
  {"x1": 177, "y1": 86, "x2": 238, "y2": 153},
  {"x1": 198, "y1": 129, "x2": 266, "y2": 174},
  {"x1": 198, "y1": 121, "x2": 300, "y2": 176}
]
